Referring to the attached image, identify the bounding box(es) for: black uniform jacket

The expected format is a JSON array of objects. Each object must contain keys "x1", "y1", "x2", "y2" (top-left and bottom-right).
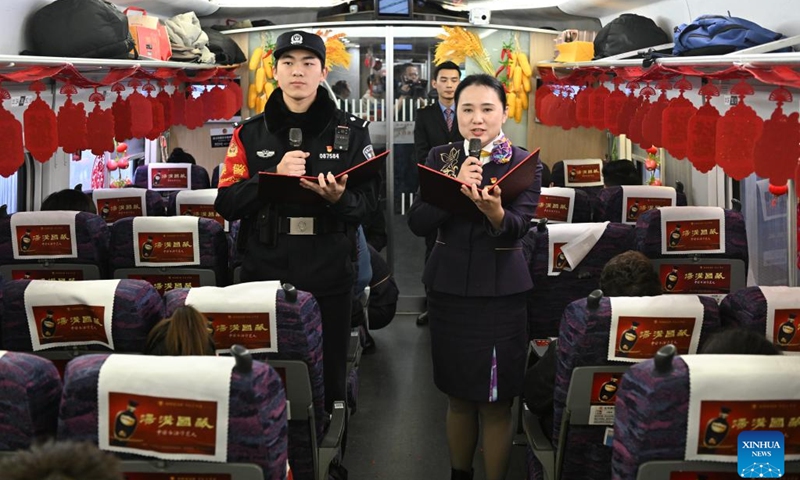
[
  {"x1": 408, "y1": 142, "x2": 541, "y2": 298},
  {"x1": 216, "y1": 86, "x2": 377, "y2": 296},
  {"x1": 413, "y1": 103, "x2": 464, "y2": 165}
]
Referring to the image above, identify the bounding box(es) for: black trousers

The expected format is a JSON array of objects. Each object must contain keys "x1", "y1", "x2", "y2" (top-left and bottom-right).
[{"x1": 315, "y1": 292, "x2": 352, "y2": 413}]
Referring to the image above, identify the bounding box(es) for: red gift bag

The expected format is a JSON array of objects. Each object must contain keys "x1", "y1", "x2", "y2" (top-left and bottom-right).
[{"x1": 125, "y1": 8, "x2": 172, "y2": 61}]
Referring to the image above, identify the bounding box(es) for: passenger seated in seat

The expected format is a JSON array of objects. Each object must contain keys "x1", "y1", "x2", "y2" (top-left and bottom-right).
[
  {"x1": 40, "y1": 184, "x2": 96, "y2": 214},
  {"x1": 602, "y1": 159, "x2": 641, "y2": 187},
  {"x1": 700, "y1": 328, "x2": 783, "y2": 355},
  {"x1": 523, "y1": 250, "x2": 661, "y2": 441},
  {"x1": 144, "y1": 306, "x2": 215, "y2": 356},
  {"x1": 167, "y1": 147, "x2": 197, "y2": 165},
  {"x1": 0, "y1": 440, "x2": 124, "y2": 480}
]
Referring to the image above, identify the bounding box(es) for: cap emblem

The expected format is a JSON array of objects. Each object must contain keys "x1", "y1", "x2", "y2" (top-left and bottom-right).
[{"x1": 291, "y1": 34, "x2": 303, "y2": 45}]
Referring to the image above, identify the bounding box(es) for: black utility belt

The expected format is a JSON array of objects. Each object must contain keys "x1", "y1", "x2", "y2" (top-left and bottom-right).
[{"x1": 277, "y1": 216, "x2": 347, "y2": 236}]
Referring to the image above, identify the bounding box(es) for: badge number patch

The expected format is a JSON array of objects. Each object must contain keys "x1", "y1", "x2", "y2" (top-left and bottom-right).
[{"x1": 363, "y1": 144, "x2": 375, "y2": 159}]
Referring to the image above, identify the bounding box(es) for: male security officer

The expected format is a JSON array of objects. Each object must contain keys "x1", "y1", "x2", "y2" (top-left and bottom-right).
[{"x1": 215, "y1": 30, "x2": 378, "y2": 412}]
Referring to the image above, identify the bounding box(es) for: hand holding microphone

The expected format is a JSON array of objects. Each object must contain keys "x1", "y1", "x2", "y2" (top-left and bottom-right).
[
  {"x1": 457, "y1": 138, "x2": 483, "y2": 185},
  {"x1": 277, "y1": 128, "x2": 308, "y2": 176}
]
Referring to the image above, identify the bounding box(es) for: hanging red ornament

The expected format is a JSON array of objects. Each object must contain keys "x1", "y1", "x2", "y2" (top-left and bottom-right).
[
  {"x1": 172, "y1": 79, "x2": 187, "y2": 127},
  {"x1": 184, "y1": 87, "x2": 205, "y2": 130},
  {"x1": 562, "y1": 90, "x2": 578, "y2": 130},
  {"x1": 91, "y1": 155, "x2": 105, "y2": 189},
  {"x1": 204, "y1": 82, "x2": 227, "y2": 121},
  {"x1": 127, "y1": 79, "x2": 153, "y2": 139},
  {"x1": 753, "y1": 87, "x2": 799, "y2": 186},
  {"x1": 575, "y1": 82, "x2": 593, "y2": 128},
  {"x1": 111, "y1": 83, "x2": 133, "y2": 142},
  {"x1": 617, "y1": 81, "x2": 642, "y2": 137},
  {"x1": 57, "y1": 83, "x2": 88, "y2": 154},
  {"x1": 535, "y1": 83, "x2": 553, "y2": 123},
  {"x1": 716, "y1": 80, "x2": 764, "y2": 181},
  {"x1": 539, "y1": 86, "x2": 560, "y2": 126},
  {"x1": 552, "y1": 90, "x2": 570, "y2": 128},
  {"x1": 768, "y1": 183, "x2": 789, "y2": 196},
  {"x1": 224, "y1": 77, "x2": 243, "y2": 119},
  {"x1": 604, "y1": 75, "x2": 627, "y2": 135},
  {"x1": 589, "y1": 74, "x2": 610, "y2": 130},
  {"x1": 627, "y1": 83, "x2": 655, "y2": 147},
  {"x1": 686, "y1": 83, "x2": 721, "y2": 173},
  {"x1": 85, "y1": 88, "x2": 115, "y2": 156},
  {"x1": 142, "y1": 82, "x2": 165, "y2": 141},
  {"x1": 661, "y1": 77, "x2": 697, "y2": 161},
  {"x1": 156, "y1": 80, "x2": 174, "y2": 129},
  {"x1": 641, "y1": 78, "x2": 672, "y2": 149},
  {"x1": 23, "y1": 80, "x2": 58, "y2": 163},
  {"x1": 0, "y1": 84, "x2": 24, "y2": 178}
]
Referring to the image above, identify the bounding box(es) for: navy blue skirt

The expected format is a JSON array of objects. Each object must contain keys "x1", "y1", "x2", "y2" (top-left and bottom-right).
[{"x1": 428, "y1": 290, "x2": 528, "y2": 402}]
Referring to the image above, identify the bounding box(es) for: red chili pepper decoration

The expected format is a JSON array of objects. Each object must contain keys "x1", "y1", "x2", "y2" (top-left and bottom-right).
[
  {"x1": 716, "y1": 80, "x2": 763, "y2": 180},
  {"x1": 23, "y1": 80, "x2": 58, "y2": 163},
  {"x1": 156, "y1": 80, "x2": 173, "y2": 129},
  {"x1": 604, "y1": 75, "x2": 627, "y2": 135},
  {"x1": 686, "y1": 83, "x2": 721, "y2": 173},
  {"x1": 754, "y1": 86, "x2": 799, "y2": 186},
  {"x1": 86, "y1": 88, "x2": 115, "y2": 156},
  {"x1": 127, "y1": 79, "x2": 153, "y2": 139},
  {"x1": 641, "y1": 78, "x2": 672, "y2": 148},
  {"x1": 627, "y1": 83, "x2": 655, "y2": 147},
  {"x1": 57, "y1": 83, "x2": 88, "y2": 154},
  {"x1": 661, "y1": 77, "x2": 697, "y2": 160},
  {"x1": 111, "y1": 82, "x2": 132, "y2": 142},
  {"x1": 0, "y1": 84, "x2": 24, "y2": 178},
  {"x1": 589, "y1": 73, "x2": 610, "y2": 130}
]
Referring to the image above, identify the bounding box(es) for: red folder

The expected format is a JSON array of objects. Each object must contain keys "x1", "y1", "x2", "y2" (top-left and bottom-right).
[
  {"x1": 417, "y1": 148, "x2": 540, "y2": 220},
  {"x1": 258, "y1": 150, "x2": 388, "y2": 205}
]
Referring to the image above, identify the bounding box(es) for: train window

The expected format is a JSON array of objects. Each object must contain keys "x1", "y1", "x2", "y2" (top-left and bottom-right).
[{"x1": 0, "y1": 170, "x2": 19, "y2": 213}]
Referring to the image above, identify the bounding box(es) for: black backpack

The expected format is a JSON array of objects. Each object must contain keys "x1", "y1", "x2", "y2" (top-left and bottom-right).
[
  {"x1": 594, "y1": 13, "x2": 671, "y2": 59},
  {"x1": 27, "y1": 0, "x2": 136, "y2": 59},
  {"x1": 203, "y1": 28, "x2": 247, "y2": 66}
]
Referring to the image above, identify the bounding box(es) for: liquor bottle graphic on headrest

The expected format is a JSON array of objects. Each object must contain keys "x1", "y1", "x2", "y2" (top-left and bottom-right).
[
  {"x1": 183, "y1": 207, "x2": 193, "y2": 216},
  {"x1": 777, "y1": 313, "x2": 797, "y2": 346},
  {"x1": 703, "y1": 406, "x2": 731, "y2": 448},
  {"x1": 618, "y1": 321, "x2": 640, "y2": 354},
  {"x1": 555, "y1": 249, "x2": 568, "y2": 270},
  {"x1": 20, "y1": 229, "x2": 32, "y2": 252},
  {"x1": 598, "y1": 374, "x2": 620, "y2": 403},
  {"x1": 153, "y1": 171, "x2": 162, "y2": 186},
  {"x1": 141, "y1": 236, "x2": 154, "y2": 259},
  {"x1": 100, "y1": 201, "x2": 110, "y2": 219},
  {"x1": 664, "y1": 267, "x2": 679, "y2": 292},
  {"x1": 41, "y1": 310, "x2": 56, "y2": 338},
  {"x1": 669, "y1": 224, "x2": 682, "y2": 248},
  {"x1": 627, "y1": 200, "x2": 640, "y2": 221},
  {"x1": 568, "y1": 168, "x2": 576, "y2": 182},
  {"x1": 112, "y1": 400, "x2": 140, "y2": 445}
]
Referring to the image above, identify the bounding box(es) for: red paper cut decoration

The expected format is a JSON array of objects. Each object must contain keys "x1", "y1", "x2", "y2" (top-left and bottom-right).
[
  {"x1": 539, "y1": 86, "x2": 560, "y2": 126},
  {"x1": 753, "y1": 86, "x2": 800, "y2": 186},
  {"x1": 143, "y1": 83, "x2": 165, "y2": 141},
  {"x1": 627, "y1": 83, "x2": 655, "y2": 147},
  {"x1": 91, "y1": 155, "x2": 106, "y2": 189},
  {"x1": 184, "y1": 87, "x2": 205, "y2": 130},
  {"x1": 172, "y1": 79, "x2": 186, "y2": 127},
  {"x1": 0, "y1": 84, "x2": 25, "y2": 178},
  {"x1": 641, "y1": 79, "x2": 672, "y2": 149},
  {"x1": 535, "y1": 83, "x2": 553, "y2": 124},
  {"x1": 127, "y1": 80, "x2": 153, "y2": 139},
  {"x1": 575, "y1": 83, "x2": 593, "y2": 128},
  {"x1": 23, "y1": 80, "x2": 58, "y2": 163},
  {"x1": 156, "y1": 81, "x2": 173, "y2": 129},
  {"x1": 661, "y1": 77, "x2": 697, "y2": 160},
  {"x1": 111, "y1": 83, "x2": 133, "y2": 142},
  {"x1": 604, "y1": 76, "x2": 627, "y2": 135},
  {"x1": 715, "y1": 80, "x2": 764, "y2": 180},
  {"x1": 589, "y1": 74, "x2": 610, "y2": 130},
  {"x1": 562, "y1": 90, "x2": 578, "y2": 130},
  {"x1": 686, "y1": 83, "x2": 721, "y2": 173},
  {"x1": 224, "y1": 77, "x2": 243, "y2": 119},
  {"x1": 86, "y1": 88, "x2": 115, "y2": 156},
  {"x1": 57, "y1": 83, "x2": 88, "y2": 154},
  {"x1": 617, "y1": 81, "x2": 642, "y2": 137}
]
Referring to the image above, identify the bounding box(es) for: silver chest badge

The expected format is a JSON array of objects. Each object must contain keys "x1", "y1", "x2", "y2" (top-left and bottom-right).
[{"x1": 256, "y1": 150, "x2": 275, "y2": 158}]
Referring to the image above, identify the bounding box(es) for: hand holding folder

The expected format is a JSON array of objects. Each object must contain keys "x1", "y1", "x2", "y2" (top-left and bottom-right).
[
  {"x1": 417, "y1": 148, "x2": 540, "y2": 221},
  {"x1": 258, "y1": 151, "x2": 388, "y2": 205}
]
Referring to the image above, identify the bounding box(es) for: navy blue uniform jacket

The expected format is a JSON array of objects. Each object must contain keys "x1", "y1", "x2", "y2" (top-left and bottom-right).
[{"x1": 408, "y1": 142, "x2": 542, "y2": 297}]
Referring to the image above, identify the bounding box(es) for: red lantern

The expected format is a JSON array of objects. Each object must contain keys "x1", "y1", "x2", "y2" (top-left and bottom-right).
[
  {"x1": 143, "y1": 83, "x2": 165, "y2": 141},
  {"x1": 224, "y1": 77, "x2": 243, "y2": 119},
  {"x1": 184, "y1": 88, "x2": 205, "y2": 130},
  {"x1": 641, "y1": 79, "x2": 672, "y2": 149},
  {"x1": 589, "y1": 74, "x2": 610, "y2": 130},
  {"x1": 57, "y1": 83, "x2": 88, "y2": 154},
  {"x1": 172, "y1": 80, "x2": 186, "y2": 127},
  {"x1": 627, "y1": 83, "x2": 655, "y2": 147},
  {"x1": 753, "y1": 87, "x2": 799, "y2": 186},
  {"x1": 617, "y1": 81, "x2": 642, "y2": 137},
  {"x1": 0, "y1": 85, "x2": 24, "y2": 178},
  {"x1": 604, "y1": 76, "x2": 627, "y2": 135},
  {"x1": 111, "y1": 83, "x2": 132, "y2": 142},
  {"x1": 768, "y1": 183, "x2": 789, "y2": 196},
  {"x1": 23, "y1": 80, "x2": 58, "y2": 163},
  {"x1": 686, "y1": 83, "x2": 721, "y2": 173},
  {"x1": 575, "y1": 83, "x2": 593, "y2": 128},
  {"x1": 534, "y1": 83, "x2": 553, "y2": 124},
  {"x1": 127, "y1": 79, "x2": 153, "y2": 139},
  {"x1": 716, "y1": 80, "x2": 763, "y2": 181},
  {"x1": 661, "y1": 77, "x2": 697, "y2": 161},
  {"x1": 86, "y1": 89, "x2": 115, "y2": 156},
  {"x1": 157, "y1": 81, "x2": 174, "y2": 128}
]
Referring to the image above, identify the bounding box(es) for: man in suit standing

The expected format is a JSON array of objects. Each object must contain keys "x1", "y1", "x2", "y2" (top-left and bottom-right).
[{"x1": 412, "y1": 61, "x2": 463, "y2": 325}]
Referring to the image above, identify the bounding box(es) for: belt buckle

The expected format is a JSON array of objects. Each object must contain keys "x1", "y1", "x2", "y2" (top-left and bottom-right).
[{"x1": 288, "y1": 217, "x2": 315, "y2": 235}]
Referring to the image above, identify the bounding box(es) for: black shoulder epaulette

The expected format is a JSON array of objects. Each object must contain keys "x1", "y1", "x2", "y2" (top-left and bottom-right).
[
  {"x1": 339, "y1": 110, "x2": 370, "y2": 130},
  {"x1": 234, "y1": 113, "x2": 264, "y2": 129}
]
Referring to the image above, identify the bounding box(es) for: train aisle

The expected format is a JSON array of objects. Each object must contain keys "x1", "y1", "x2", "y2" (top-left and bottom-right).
[{"x1": 347, "y1": 314, "x2": 527, "y2": 479}]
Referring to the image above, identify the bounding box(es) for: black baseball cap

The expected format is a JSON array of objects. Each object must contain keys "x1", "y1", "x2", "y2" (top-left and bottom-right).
[{"x1": 273, "y1": 31, "x2": 326, "y2": 66}]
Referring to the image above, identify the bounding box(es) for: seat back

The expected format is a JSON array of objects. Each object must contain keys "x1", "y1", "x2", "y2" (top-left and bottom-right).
[
  {"x1": 90, "y1": 188, "x2": 167, "y2": 223},
  {"x1": 166, "y1": 189, "x2": 227, "y2": 233},
  {"x1": 0, "y1": 211, "x2": 110, "y2": 280},
  {"x1": 593, "y1": 185, "x2": 686, "y2": 224},
  {"x1": 164, "y1": 286, "x2": 325, "y2": 480},
  {"x1": 134, "y1": 163, "x2": 211, "y2": 191},
  {"x1": 550, "y1": 160, "x2": 604, "y2": 210},
  {"x1": 0, "y1": 351, "x2": 62, "y2": 450},
  {"x1": 1, "y1": 279, "x2": 163, "y2": 355},
  {"x1": 533, "y1": 187, "x2": 592, "y2": 223},
  {"x1": 109, "y1": 216, "x2": 228, "y2": 295},
  {"x1": 523, "y1": 222, "x2": 635, "y2": 339},
  {"x1": 613, "y1": 354, "x2": 800, "y2": 480},
  {"x1": 553, "y1": 293, "x2": 721, "y2": 480},
  {"x1": 720, "y1": 286, "x2": 800, "y2": 352},
  {"x1": 57, "y1": 353, "x2": 287, "y2": 480}
]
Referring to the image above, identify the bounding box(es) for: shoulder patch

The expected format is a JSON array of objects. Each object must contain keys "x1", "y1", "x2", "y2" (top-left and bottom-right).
[
  {"x1": 239, "y1": 113, "x2": 264, "y2": 126},
  {"x1": 363, "y1": 144, "x2": 375, "y2": 159},
  {"x1": 346, "y1": 115, "x2": 370, "y2": 129}
]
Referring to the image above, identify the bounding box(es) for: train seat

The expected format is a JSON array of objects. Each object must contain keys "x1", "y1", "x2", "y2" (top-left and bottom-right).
[
  {"x1": 593, "y1": 185, "x2": 687, "y2": 224},
  {"x1": 720, "y1": 286, "x2": 800, "y2": 353},
  {"x1": 133, "y1": 163, "x2": 211, "y2": 191},
  {"x1": 533, "y1": 187, "x2": 592, "y2": 223},
  {"x1": 89, "y1": 187, "x2": 168, "y2": 223}
]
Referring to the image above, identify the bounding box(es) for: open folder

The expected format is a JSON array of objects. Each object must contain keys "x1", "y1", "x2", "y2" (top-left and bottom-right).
[
  {"x1": 258, "y1": 151, "x2": 389, "y2": 205},
  {"x1": 417, "y1": 148, "x2": 540, "y2": 221}
]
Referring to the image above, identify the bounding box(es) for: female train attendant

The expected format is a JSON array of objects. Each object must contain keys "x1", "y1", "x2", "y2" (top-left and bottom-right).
[{"x1": 408, "y1": 74, "x2": 542, "y2": 480}]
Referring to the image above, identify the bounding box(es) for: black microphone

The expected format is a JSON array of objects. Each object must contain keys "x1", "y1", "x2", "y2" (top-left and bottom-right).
[
  {"x1": 468, "y1": 138, "x2": 482, "y2": 160},
  {"x1": 289, "y1": 128, "x2": 302, "y2": 148}
]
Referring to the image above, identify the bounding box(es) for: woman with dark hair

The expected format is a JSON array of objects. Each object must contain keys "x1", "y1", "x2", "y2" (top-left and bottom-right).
[
  {"x1": 700, "y1": 328, "x2": 783, "y2": 355},
  {"x1": 166, "y1": 148, "x2": 196, "y2": 165},
  {"x1": 40, "y1": 185, "x2": 96, "y2": 214},
  {"x1": 602, "y1": 159, "x2": 641, "y2": 186},
  {"x1": 144, "y1": 306, "x2": 215, "y2": 356},
  {"x1": 598, "y1": 250, "x2": 661, "y2": 297},
  {"x1": 408, "y1": 74, "x2": 542, "y2": 480}
]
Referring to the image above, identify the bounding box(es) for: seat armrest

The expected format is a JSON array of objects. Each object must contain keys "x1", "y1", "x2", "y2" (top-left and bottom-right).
[
  {"x1": 316, "y1": 401, "x2": 347, "y2": 480},
  {"x1": 523, "y1": 406, "x2": 557, "y2": 480}
]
